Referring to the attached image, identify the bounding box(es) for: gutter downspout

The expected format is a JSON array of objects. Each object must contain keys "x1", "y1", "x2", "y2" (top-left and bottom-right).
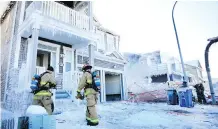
[{"x1": 205, "y1": 36, "x2": 218, "y2": 105}]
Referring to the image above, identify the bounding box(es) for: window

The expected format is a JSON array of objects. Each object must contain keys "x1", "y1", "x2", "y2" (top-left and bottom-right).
[
  {"x1": 37, "y1": 55, "x2": 43, "y2": 66},
  {"x1": 171, "y1": 63, "x2": 176, "y2": 71},
  {"x1": 56, "y1": 1, "x2": 74, "y2": 9},
  {"x1": 172, "y1": 74, "x2": 182, "y2": 81},
  {"x1": 188, "y1": 77, "x2": 192, "y2": 83},
  {"x1": 65, "y1": 62, "x2": 71, "y2": 72},
  {"x1": 51, "y1": 52, "x2": 56, "y2": 71},
  {"x1": 114, "y1": 37, "x2": 116, "y2": 50}
]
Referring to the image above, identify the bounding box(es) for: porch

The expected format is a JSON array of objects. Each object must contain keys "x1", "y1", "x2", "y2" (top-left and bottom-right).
[{"x1": 18, "y1": 1, "x2": 97, "y2": 49}]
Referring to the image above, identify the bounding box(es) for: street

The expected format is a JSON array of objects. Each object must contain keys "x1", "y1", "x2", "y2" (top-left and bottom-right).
[{"x1": 55, "y1": 101, "x2": 218, "y2": 129}]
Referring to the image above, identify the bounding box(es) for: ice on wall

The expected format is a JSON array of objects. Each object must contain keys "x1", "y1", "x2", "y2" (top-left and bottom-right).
[{"x1": 3, "y1": 37, "x2": 32, "y2": 115}]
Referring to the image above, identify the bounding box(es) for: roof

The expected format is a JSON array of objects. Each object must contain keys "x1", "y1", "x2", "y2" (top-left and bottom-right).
[
  {"x1": 97, "y1": 26, "x2": 119, "y2": 36},
  {"x1": 185, "y1": 60, "x2": 202, "y2": 68}
]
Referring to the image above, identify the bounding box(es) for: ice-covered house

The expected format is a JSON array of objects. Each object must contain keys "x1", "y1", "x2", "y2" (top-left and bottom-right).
[
  {"x1": 123, "y1": 51, "x2": 195, "y2": 92},
  {"x1": 184, "y1": 60, "x2": 204, "y2": 85},
  {"x1": 1, "y1": 1, "x2": 127, "y2": 113}
]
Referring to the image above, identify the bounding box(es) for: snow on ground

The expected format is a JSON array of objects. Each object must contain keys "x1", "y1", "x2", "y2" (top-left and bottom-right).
[{"x1": 55, "y1": 100, "x2": 218, "y2": 129}]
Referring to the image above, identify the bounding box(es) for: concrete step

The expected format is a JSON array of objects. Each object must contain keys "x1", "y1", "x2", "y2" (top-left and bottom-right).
[{"x1": 55, "y1": 90, "x2": 72, "y2": 99}]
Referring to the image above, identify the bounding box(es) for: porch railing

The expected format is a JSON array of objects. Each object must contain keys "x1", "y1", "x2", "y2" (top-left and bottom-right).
[{"x1": 25, "y1": 1, "x2": 90, "y2": 31}]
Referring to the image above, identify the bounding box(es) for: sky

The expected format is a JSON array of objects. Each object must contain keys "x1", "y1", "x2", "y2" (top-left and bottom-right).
[
  {"x1": 93, "y1": 0, "x2": 218, "y2": 78},
  {"x1": 0, "y1": 1, "x2": 217, "y2": 78}
]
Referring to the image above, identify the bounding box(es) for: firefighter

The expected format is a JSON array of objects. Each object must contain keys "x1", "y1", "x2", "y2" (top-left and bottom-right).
[
  {"x1": 32, "y1": 66, "x2": 56, "y2": 115},
  {"x1": 76, "y1": 64, "x2": 99, "y2": 126},
  {"x1": 194, "y1": 83, "x2": 206, "y2": 104}
]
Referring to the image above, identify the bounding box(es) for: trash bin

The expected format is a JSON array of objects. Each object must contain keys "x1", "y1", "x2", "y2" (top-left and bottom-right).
[
  {"x1": 18, "y1": 105, "x2": 56, "y2": 129},
  {"x1": 178, "y1": 89, "x2": 194, "y2": 108},
  {"x1": 18, "y1": 115, "x2": 56, "y2": 129},
  {"x1": 167, "y1": 89, "x2": 179, "y2": 105}
]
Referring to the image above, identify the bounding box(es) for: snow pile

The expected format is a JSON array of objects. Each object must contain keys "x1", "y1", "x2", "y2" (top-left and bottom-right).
[{"x1": 26, "y1": 105, "x2": 47, "y2": 116}]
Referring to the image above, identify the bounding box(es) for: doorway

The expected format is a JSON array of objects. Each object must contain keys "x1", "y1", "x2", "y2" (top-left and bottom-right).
[
  {"x1": 36, "y1": 50, "x2": 51, "y2": 74},
  {"x1": 105, "y1": 72, "x2": 122, "y2": 101}
]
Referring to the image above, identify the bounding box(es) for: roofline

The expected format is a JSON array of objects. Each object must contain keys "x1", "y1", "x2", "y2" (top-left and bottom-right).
[
  {"x1": 185, "y1": 60, "x2": 202, "y2": 68},
  {"x1": 97, "y1": 26, "x2": 119, "y2": 37},
  {"x1": 1, "y1": 1, "x2": 16, "y2": 24}
]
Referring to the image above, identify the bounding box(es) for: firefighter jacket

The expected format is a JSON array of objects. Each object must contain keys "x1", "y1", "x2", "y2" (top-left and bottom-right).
[
  {"x1": 77, "y1": 71, "x2": 97, "y2": 96},
  {"x1": 34, "y1": 70, "x2": 56, "y2": 97}
]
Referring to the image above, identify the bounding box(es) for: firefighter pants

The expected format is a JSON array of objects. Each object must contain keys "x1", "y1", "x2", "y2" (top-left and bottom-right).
[
  {"x1": 33, "y1": 96, "x2": 53, "y2": 115},
  {"x1": 86, "y1": 94, "x2": 99, "y2": 124}
]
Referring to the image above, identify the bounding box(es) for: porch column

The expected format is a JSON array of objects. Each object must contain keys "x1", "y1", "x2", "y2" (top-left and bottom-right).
[
  {"x1": 71, "y1": 48, "x2": 75, "y2": 102},
  {"x1": 102, "y1": 70, "x2": 106, "y2": 102},
  {"x1": 30, "y1": 24, "x2": 40, "y2": 76},
  {"x1": 88, "y1": 1, "x2": 93, "y2": 30},
  {"x1": 74, "y1": 50, "x2": 77, "y2": 70},
  {"x1": 120, "y1": 74, "x2": 124, "y2": 100},
  {"x1": 88, "y1": 1, "x2": 95, "y2": 67},
  {"x1": 88, "y1": 44, "x2": 95, "y2": 67},
  {"x1": 122, "y1": 74, "x2": 127, "y2": 100},
  {"x1": 25, "y1": 24, "x2": 40, "y2": 89},
  {"x1": 14, "y1": 1, "x2": 26, "y2": 68}
]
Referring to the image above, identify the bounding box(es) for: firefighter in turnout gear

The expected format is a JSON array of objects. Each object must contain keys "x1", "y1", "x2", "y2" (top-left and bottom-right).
[
  {"x1": 194, "y1": 83, "x2": 207, "y2": 104},
  {"x1": 33, "y1": 66, "x2": 56, "y2": 115},
  {"x1": 76, "y1": 64, "x2": 99, "y2": 126}
]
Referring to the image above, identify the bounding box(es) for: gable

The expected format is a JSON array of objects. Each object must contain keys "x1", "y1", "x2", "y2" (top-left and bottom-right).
[
  {"x1": 113, "y1": 51, "x2": 125, "y2": 60},
  {"x1": 106, "y1": 51, "x2": 124, "y2": 60},
  {"x1": 107, "y1": 53, "x2": 118, "y2": 59},
  {"x1": 197, "y1": 61, "x2": 202, "y2": 68},
  {"x1": 186, "y1": 60, "x2": 202, "y2": 68}
]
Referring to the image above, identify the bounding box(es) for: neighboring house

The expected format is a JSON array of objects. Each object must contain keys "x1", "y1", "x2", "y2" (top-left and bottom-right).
[
  {"x1": 123, "y1": 51, "x2": 194, "y2": 92},
  {"x1": 203, "y1": 77, "x2": 218, "y2": 95},
  {"x1": 184, "y1": 60, "x2": 204, "y2": 85},
  {"x1": 1, "y1": 1, "x2": 127, "y2": 113}
]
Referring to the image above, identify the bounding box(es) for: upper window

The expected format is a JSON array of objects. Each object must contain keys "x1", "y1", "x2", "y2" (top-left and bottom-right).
[{"x1": 56, "y1": 1, "x2": 82, "y2": 9}]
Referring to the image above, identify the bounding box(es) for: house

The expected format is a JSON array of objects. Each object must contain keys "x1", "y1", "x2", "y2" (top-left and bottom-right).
[
  {"x1": 203, "y1": 77, "x2": 218, "y2": 95},
  {"x1": 123, "y1": 51, "x2": 194, "y2": 91},
  {"x1": 1, "y1": 1, "x2": 127, "y2": 113},
  {"x1": 184, "y1": 60, "x2": 204, "y2": 85}
]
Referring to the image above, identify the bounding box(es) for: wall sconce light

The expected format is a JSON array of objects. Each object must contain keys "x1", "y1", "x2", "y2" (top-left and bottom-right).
[{"x1": 60, "y1": 53, "x2": 65, "y2": 58}]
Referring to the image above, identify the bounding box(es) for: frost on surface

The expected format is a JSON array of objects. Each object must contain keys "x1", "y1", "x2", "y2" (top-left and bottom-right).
[
  {"x1": 4, "y1": 89, "x2": 33, "y2": 116},
  {"x1": 54, "y1": 102, "x2": 218, "y2": 129},
  {"x1": 2, "y1": 36, "x2": 32, "y2": 115},
  {"x1": 26, "y1": 105, "x2": 47, "y2": 116}
]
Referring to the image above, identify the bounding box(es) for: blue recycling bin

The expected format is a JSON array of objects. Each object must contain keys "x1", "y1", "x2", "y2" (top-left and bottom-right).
[
  {"x1": 18, "y1": 115, "x2": 56, "y2": 129},
  {"x1": 167, "y1": 89, "x2": 179, "y2": 105},
  {"x1": 178, "y1": 89, "x2": 194, "y2": 108}
]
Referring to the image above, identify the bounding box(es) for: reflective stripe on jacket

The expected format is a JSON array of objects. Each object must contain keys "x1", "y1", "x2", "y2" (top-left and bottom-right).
[
  {"x1": 40, "y1": 71, "x2": 56, "y2": 88},
  {"x1": 34, "y1": 71, "x2": 56, "y2": 98},
  {"x1": 77, "y1": 72, "x2": 96, "y2": 96}
]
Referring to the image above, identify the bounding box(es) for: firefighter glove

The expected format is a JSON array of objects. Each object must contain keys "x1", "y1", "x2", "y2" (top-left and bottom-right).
[{"x1": 76, "y1": 91, "x2": 84, "y2": 100}]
